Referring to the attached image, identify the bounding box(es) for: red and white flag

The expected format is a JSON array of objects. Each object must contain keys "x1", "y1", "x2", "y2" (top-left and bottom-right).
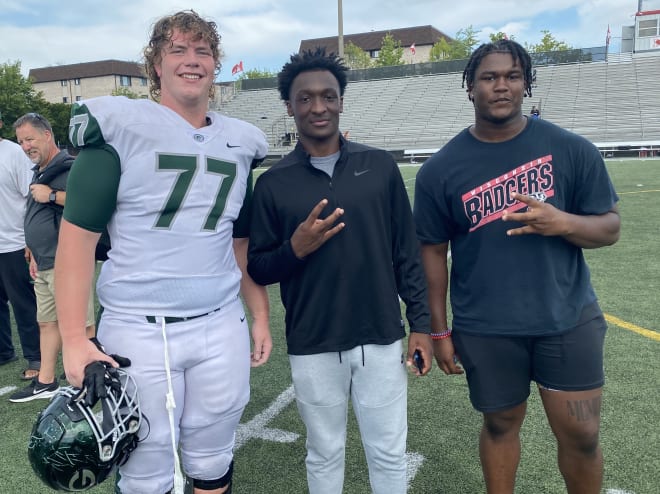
[
  {"x1": 410, "y1": 43, "x2": 416, "y2": 55},
  {"x1": 231, "y1": 61, "x2": 244, "y2": 75},
  {"x1": 606, "y1": 25, "x2": 611, "y2": 46}
]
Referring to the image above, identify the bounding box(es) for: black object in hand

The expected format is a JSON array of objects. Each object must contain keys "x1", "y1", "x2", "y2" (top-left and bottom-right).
[
  {"x1": 89, "y1": 337, "x2": 132, "y2": 368},
  {"x1": 73, "y1": 338, "x2": 133, "y2": 407},
  {"x1": 413, "y1": 350, "x2": 424, "y2": 373},
  {"x1": 76, "y1": 361, "x2": 121, "y2": 407}
]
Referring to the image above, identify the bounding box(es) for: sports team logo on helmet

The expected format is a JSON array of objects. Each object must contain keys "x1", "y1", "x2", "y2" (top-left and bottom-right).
[{"x1": 28, "y1": 369, "x2": 141, "y2": 491}]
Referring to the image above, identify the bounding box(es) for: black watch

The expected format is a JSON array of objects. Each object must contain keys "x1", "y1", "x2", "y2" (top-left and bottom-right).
[{"x1": 48, "y1": 190, "x2": 57, "y2": 203}]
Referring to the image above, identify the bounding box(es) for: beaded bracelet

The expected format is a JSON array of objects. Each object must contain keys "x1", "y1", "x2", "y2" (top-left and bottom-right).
[{"x1": 430, "y1": 328, "x2": 452, "y2": 340}]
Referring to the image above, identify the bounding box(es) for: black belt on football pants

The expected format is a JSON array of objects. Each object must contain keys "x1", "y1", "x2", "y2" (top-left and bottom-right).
[{"x1": 146, "y1": 306, "x2": 223, "y2": 324}]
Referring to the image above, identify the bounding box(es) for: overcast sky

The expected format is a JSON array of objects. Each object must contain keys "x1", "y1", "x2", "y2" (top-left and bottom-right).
[{"x1": 1, "y1": 0, "x2": 654, "y2": 80}]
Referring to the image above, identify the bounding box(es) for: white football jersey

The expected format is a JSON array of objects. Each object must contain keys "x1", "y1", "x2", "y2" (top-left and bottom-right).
[{"x1": 70, "y1": 96, "x2": 268, "y2": 316}]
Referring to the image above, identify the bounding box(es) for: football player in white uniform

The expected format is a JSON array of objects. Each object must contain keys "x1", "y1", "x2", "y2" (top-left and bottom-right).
[{"x1": 54, "y1": 10, "x2": 271, "y2": 494}]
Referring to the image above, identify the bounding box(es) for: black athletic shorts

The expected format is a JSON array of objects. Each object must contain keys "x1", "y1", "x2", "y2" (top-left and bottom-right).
[{"x1": 452, "y1": 306, "x2": 607, "y2": 413}]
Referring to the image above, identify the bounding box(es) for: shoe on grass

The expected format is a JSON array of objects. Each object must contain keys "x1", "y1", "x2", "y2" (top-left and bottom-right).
[{"x1": 9, "y1": 378, "x2": 59, "y2": 403}]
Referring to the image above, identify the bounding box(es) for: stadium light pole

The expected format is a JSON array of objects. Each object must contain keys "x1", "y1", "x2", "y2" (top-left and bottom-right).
[{"x1": 338, "y1": 0, "x2": 344, "y2": 58}]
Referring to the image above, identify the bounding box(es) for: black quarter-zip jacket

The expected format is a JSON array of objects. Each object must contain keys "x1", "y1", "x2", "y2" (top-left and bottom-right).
[{"x1": 248, "y1": 137, "x2": 430, "y2": 355}]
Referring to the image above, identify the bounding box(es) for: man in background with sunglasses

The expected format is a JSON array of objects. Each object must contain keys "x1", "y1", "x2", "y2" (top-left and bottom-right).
[{"x1": 9, "y1": 113, "x2": 96, "y2": 403}]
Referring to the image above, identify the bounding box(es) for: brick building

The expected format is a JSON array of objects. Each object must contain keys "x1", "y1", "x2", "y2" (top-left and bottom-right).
[
  {"x1": 299, "y1": 25, "x2": 452, "y2": 64},
  {"x1": 29, "y1": 60, "x2": 149, "y2": 104}
]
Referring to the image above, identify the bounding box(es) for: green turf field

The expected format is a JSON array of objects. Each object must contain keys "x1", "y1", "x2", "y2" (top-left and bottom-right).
[{"x1": 0, "y1": 159, "x2": 658, "y2": 493}]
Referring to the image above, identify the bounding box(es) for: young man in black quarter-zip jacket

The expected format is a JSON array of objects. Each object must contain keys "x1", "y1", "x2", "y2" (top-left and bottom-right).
[{"x1": 247, "y1": 47, "x2": 433, "y2": 494}]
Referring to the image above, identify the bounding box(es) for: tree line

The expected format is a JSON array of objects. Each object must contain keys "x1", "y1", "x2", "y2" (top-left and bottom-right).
[
  {"x1": 0, "y1": 61, "x2": 71, "y2": 144},
  {"x1": 240, "y1": 27, "x2": 580, "y2": 78}
]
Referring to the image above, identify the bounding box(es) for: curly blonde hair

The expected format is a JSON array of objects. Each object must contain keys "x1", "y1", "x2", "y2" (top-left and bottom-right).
[{"x1": 143, "y1": 10, "x2": 223, "y2": 100}]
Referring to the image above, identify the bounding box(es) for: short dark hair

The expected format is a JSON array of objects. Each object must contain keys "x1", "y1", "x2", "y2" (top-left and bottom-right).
[
  {"x1": 13, "y1": 112, "x2": 53, "y2": 134},
  {"x1": 277, "y1": 47, "x2": 348, "y2": 101},
  {"x1": 462, "y1": 39, "x2": 533, "y2": 99}
]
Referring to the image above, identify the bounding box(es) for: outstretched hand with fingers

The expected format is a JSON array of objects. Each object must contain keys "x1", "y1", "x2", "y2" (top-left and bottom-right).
[
  {"x1": 290, "y1": 199, "x2": 345, "y2": 258},
  {"x1": 502, "y1": 192, "x2": 568, "y2": 237}
]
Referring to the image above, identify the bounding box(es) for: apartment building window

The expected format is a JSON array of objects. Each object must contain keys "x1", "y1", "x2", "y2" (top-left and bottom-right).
[
  {"x1": 76, "y1": 96, "x2": 82, "y2": 101},
  {"x1": 74, "y1": 78, "x2": 81, "y2": 85},
  {"x1": 120, "y1": 75, "x2": 132, "y2": 86},
  {"x1": 61, "y1": 80, "x2": 67, "y2": 86},
  {"x1": 63, "y1": 97, "x2": 68, "y2": 103}
]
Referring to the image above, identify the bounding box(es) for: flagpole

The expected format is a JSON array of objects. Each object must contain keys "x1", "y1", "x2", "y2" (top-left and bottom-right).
[
  {"x1": 338, "y1": 0, "x2": 344, "y2": 58},
  {"x1": 605, "y1": 25, "x2": 611, "y2": 61}
]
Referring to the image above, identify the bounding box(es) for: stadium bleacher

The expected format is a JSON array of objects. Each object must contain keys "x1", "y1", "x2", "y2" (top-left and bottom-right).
[{"x1": 216, "y1": 55, "x2": 660, "y2": 159}]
